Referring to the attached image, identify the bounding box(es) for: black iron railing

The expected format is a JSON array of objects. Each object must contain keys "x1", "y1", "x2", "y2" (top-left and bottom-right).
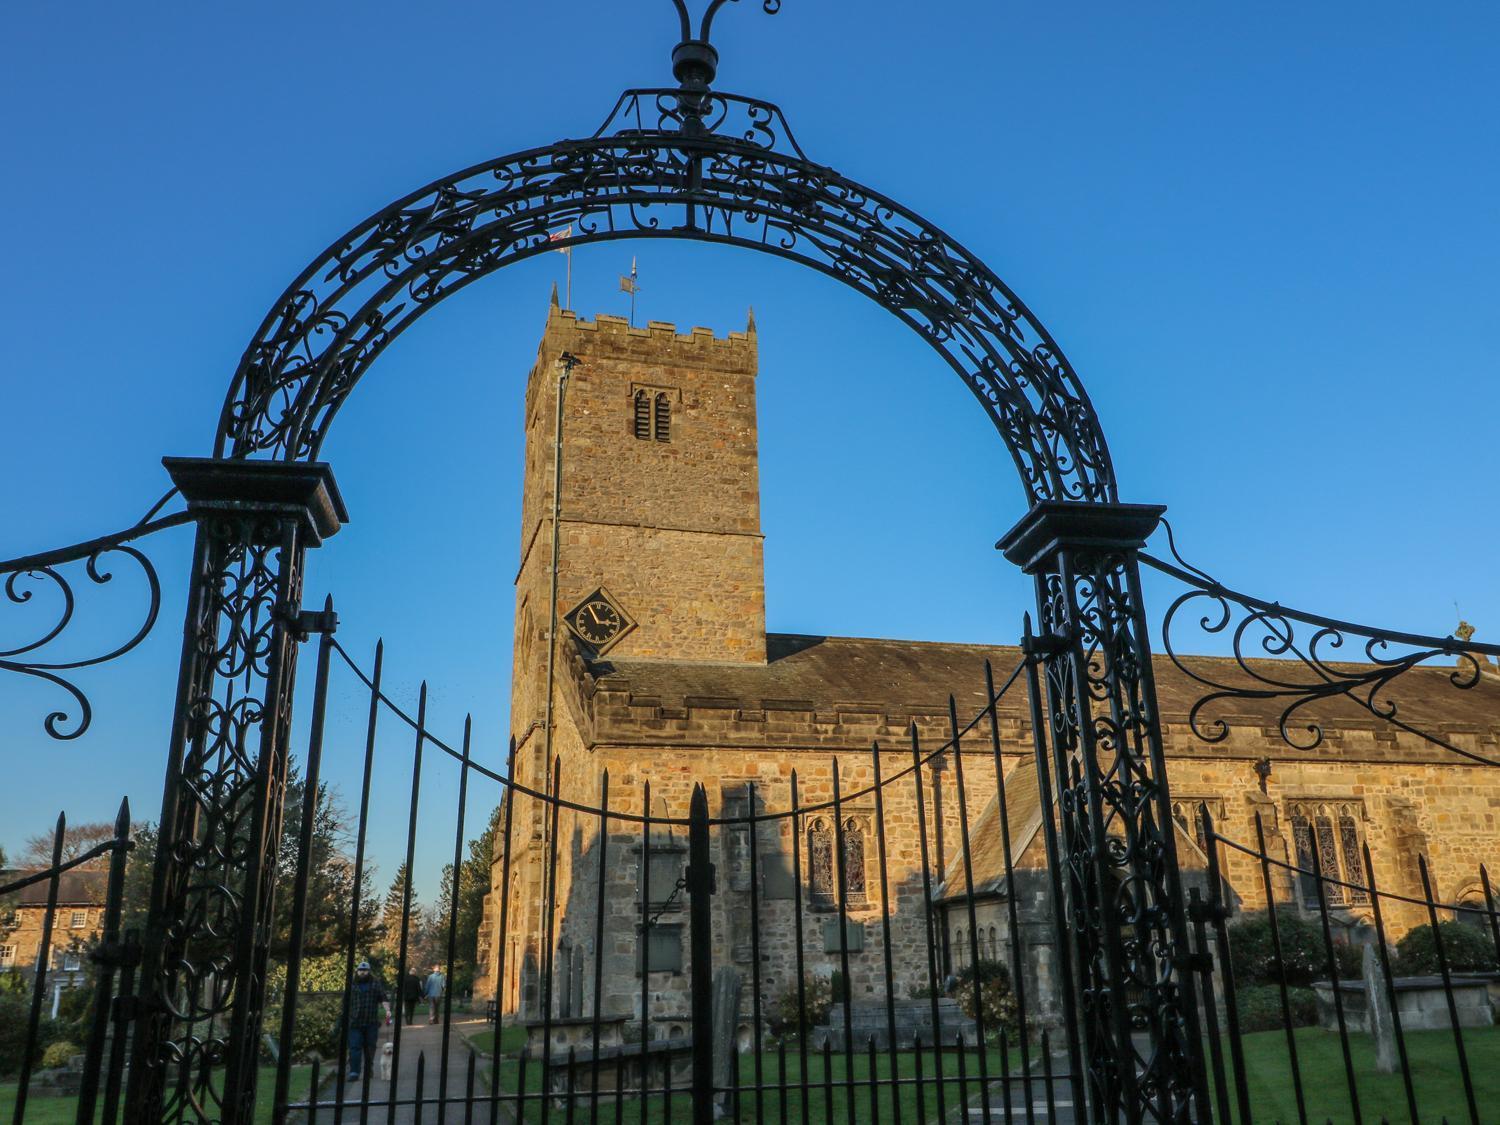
[
  {"x1": 255, "y1": 635, "x2": 1081, "y2": 1125},
  {"x1": 1188, "y1": 804, "x2": 1499, "y2": 1125},
  {"x1": 1, "y1": 801, "x2": 134, "y2": 1125}
]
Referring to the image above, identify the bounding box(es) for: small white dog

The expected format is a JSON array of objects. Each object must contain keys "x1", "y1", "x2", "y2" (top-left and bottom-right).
[{"x1": 378, "y1": 1041, "x2": 394, "y2": 1082}]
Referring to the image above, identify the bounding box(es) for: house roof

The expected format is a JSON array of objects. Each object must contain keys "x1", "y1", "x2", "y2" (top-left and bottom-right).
[
  {"x1": 587, "y1": 632, "x2": 1500, "y2": 737},
  {"x1": 0, "y1": 869, "x2": 108, "y2": 908}
]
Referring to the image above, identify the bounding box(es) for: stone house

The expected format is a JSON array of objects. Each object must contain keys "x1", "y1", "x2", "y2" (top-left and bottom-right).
[
  {"x1": 0, "y1": 869, "x2": 108, "y2": 990},
  {"x1": 476, "y1": 298, "x2": 1500, "y2": 1040}
]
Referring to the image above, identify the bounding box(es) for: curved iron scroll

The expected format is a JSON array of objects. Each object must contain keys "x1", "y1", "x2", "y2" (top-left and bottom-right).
[
  {"x1": 0, "y1": 511, "x2": 191, "y2": 740},
  {"x1": 214, "y1": 87, "x2": 1115, "y2": 505},
  {"x1": 1142, "y1": 524, "x2": 1500, "y2": 766}
]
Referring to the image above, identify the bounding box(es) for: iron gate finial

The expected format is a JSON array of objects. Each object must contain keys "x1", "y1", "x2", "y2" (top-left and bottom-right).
[{"x1": 668, "y1": 0, "x2": 784, "y2": 91}]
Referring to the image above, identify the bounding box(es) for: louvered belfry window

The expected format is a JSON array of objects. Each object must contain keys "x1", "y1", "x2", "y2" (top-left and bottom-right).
[
  {"x1": 654, "y1": 393, "x2": 671, "y2": 441},
  {"x1": 632, "y1": 386, "x2": 674, "y2": 442},
  {"x1": 633, "y1": 390, "x2": 652, "y2": 439}
]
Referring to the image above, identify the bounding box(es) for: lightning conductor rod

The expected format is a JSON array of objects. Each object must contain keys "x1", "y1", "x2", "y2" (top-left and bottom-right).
[{"x1": 543, "y1": 351, "x2": 578, "y2": 808}]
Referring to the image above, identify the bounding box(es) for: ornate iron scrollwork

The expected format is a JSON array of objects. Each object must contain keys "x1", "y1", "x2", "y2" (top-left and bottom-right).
[
  {"x1": 0, "y1": 511, "x2": 190, "y2": 740},
  {"x1": 1144, "y1": 522, "x2": 1500, "y2": 765},
  {"x1": 214, "y1": 60, "x2": 1115, "y2": 507}
]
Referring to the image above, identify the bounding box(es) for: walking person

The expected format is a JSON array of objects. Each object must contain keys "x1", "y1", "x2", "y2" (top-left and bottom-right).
[
  {"x1": 424, "y1": 964, "x2": 446, "y2": 1024},
  {"x1": 344, "y1": 960, "x2": 391, "y2": 1083},
  {"x1": 402, "y1": 968, "x2": 422, "y2": 1027}
]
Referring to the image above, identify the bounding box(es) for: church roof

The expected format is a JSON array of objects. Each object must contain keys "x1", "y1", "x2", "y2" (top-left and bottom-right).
[
  {"x1": 931, "y1": 755, "x2": 1212, "y2": 904},
  {"x1": 587, "y1": 632, "x2": 1500, "y2": 738},
  {"x1": 591, "y1": 634, "x2": 1022, "y2": 718}
]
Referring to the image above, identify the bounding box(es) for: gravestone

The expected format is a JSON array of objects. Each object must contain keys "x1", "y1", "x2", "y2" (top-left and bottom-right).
[
  {"x1": 711, "y1": 966, "x2": 743, "y2": 1118},
  {"x1": 1362, "y1": 942, "x2": 1396, "y2": 1073}
]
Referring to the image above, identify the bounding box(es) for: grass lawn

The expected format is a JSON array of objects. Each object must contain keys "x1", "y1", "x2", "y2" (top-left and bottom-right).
[
  {"x1": 1216, "y1": 1025, "x2": 1500, "y2": 1123},
  {"x1": 463, "y1": 1023, "x2": 529, "y2": 1057},
  {"x1": 0, "y1": 1065, "x2": 313, "y2": 1125}
]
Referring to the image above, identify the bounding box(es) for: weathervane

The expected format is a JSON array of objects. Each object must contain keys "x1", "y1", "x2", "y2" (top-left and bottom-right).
[{"x1": 668, "y1": 0, "x2": 783, "y2": 92}]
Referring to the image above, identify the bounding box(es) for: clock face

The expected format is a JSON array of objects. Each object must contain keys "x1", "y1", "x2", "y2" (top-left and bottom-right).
[
  {"x1": 563, "y1": 588, "x2": 634, "y2": 652},
  {"x1": 572, "y1": 599, "x2": 622, "y2": 645}
]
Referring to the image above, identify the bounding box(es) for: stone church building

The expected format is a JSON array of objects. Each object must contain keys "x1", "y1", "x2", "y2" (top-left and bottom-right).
[{"x1": 477, "y1": 296, "x2": 1500, "y2": 1036}]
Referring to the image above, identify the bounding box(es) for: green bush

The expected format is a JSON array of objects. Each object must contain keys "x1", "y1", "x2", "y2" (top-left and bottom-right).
[
  {"x1": 40, "y1": 1040, "x2": 80, "y2": 1069},
  {"x1": 0, "y1": 995, "x2": 61, "y2": 1076},
  {"x1": 1332, "y1": 938, "x2": 1365, "y2": 981},
  {"x1": 1233, "y1": 984, "x2": 1319, "y2": 1033},
  {"x1": 265, "y1": 993, "x2": 348, "y2": 1062},
  {"x1": 266, "y1": 953, "x2": 359, "y2": 999},
  {"x1": 1229, "y1": 909, "x2": 1341, "y2": 987},
  {"x1": 769, "y1": 975, "x2": 833, "y2": 1040},
  {"x1": 953, "y1": 960, "x2": 1019, "y2": 1039},
  {"x1": 54, "y1": 985, "x2": 95, "y2": 1043},
  {"x1": 1396, "y1": 922, "x2": 1498, "y2": 975}
]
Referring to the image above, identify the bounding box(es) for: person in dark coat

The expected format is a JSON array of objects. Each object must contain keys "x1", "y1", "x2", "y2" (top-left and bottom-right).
[{"x1": 402, "y1": 969, "x2": 423, "y2": 1027}]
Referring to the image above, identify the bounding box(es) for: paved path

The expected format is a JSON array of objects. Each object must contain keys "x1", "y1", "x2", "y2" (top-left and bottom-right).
[
  {"x1": 320, "y1": 1017, "x2": 494, "y2": 1124},
  {"x1": 962, "y1": 1050, "x2": 1078, "y2": 1125}
]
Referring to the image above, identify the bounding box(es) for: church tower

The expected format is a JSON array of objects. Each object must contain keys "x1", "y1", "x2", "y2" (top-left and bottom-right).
[
  {"x1": 510, "y1": 296, "x2": 766, "y2": 749},
  {"x1": 495, "y1": 295, "x2": 765, "y2": 1015}
]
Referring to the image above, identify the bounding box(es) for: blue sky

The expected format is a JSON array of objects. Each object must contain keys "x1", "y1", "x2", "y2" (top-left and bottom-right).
[{"x1": 2, "y1": 2, "x2": 1496, "y2": 897}]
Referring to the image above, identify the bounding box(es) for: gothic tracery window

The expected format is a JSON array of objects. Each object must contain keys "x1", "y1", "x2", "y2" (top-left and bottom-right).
[
  {"x1": 842, "y1": 818, "x2": 867, "y2": 904},
  {"x1": 1171, "y1": 797, "x2": 1224, "y2": 857},
  {"x1": 807, "y1": 817, "x2": 868, "y2": 906},
  {"x1": 808, "y1": 819, "x2": 834, "y2": 905},
  {"x1": 1289, "y1": 801, "x2": 1370, "y2": 908}
]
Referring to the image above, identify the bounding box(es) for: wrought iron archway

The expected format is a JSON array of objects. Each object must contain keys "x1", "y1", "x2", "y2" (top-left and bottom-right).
[{"x1": 122, "y1": 4, "x2": 1208, "y2": 1123}]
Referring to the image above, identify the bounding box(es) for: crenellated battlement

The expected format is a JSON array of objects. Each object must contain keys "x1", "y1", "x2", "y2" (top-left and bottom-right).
[{"x1": 531, "y1": 294, "x2": 757, "y2": 379}]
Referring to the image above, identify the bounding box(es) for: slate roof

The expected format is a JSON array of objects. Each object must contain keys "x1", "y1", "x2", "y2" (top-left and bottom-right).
[
  {"x1": 932, "y1": 756, "x2": 1211, "y2": 904},
  {"x1": 587, "y1": 633, "x2": 1500, "y2": 734},
  {"x1": 0, "y1": 869, "x2": 107, "y2": 908},
  {"x1": 931, "y1": 755, "x2": 1044, "y2": 903}
]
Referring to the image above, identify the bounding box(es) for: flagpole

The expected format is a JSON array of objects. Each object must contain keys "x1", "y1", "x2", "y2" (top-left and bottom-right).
[{"x1": 565, "y1": 247, "x2": 572, "y2": 311}]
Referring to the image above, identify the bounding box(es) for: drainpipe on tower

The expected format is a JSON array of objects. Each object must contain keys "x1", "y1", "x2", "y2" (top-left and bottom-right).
[{"x1": 537, "y1": 350, "x2": 576, "y2": 1019}]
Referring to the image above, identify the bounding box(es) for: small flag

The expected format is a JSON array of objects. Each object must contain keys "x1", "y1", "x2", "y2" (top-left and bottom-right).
[
  {"x1": 548, "y1": 226, "x2": 572, "y2": 252},
  {"x1": 619, "y1": 274, "x2": 637, "y2": 294}
]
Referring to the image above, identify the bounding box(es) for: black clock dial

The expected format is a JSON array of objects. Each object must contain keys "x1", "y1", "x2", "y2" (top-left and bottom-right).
[{"x1": 572, "y1": 599, "x2": 622, "y2": 645}]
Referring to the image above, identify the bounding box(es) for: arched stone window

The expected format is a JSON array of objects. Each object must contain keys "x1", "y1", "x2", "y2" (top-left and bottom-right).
[
  {"x1": 842, "y1": 818, "x2": 867, "y2": 904},
  {"x1": 1170, "y1": 796, "x2": 1225, "y2": 857},
  {"x1": 1455, "y1": 898, "x2": 1491, "y2": 932},
  {"x1": 808, "y1": 816, "x2": 868, "y2": 905},
  {"x1": 1289, "y1": 800, "x2": 1370, "y2": 908},
  {"x1": 632, "y1": 385, "x2": 675, "y2": 441},
  {"x1": 808, "y1": 818, "x2": 834, "y2": 905}
]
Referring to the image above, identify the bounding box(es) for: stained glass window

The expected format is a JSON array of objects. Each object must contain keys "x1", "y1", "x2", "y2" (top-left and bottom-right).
[
  {"x1": 1290, "y1": 801, "x2": 1369, "y2": 908},
  {"x1": 1170, "y1": 798, "x2": 1221, "y2": 857},
  {"x1": 808, "y1": 819, "x2": 834, "y2": 904},
  {"x1": 1291, "y1": 811, "x2": 1319, "y2": 907},
  {"x1": 1314, "y1": 814, "x2": 1345, "y2": 905},
  {"x1": 842, "y1": 819, "x2": 867, "y2": 902},
  {"x1": 1340, "y1": 814, "x2": 1369, "y2": 904}
]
